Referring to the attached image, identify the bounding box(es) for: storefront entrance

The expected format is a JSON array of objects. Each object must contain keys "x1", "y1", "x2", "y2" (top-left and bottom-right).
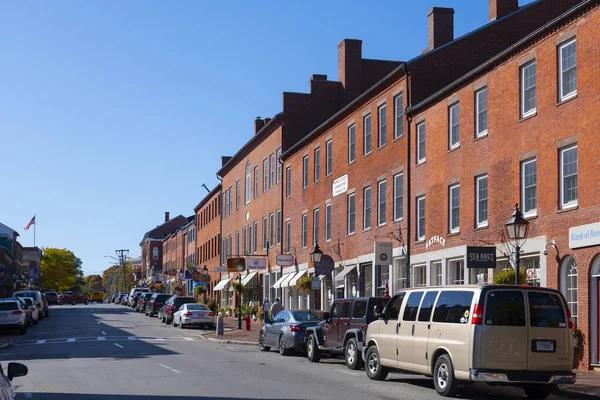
[{"x1": 590, "y1": 256, "x2": 600, "y2": 365}]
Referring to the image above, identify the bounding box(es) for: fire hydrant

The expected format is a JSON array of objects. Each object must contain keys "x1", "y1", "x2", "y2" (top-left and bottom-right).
[{"x1": 244, "y1": 315, "x2": 251, "y2": 331}]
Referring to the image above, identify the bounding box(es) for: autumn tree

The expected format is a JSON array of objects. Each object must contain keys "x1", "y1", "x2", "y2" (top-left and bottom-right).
[
  {"x1": 82, "y1": 274, "x2": 104, "y2": 294},
  {"x1": 40, "y1": 248, "x2": 83, "y2": 292}
]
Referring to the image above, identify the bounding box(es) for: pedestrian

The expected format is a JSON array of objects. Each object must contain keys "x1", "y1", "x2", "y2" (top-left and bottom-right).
[
  {"x1": 262, "y1": 298, "x2": 270, "y2": 322},
  {"x1": 270, "y1": 297, "x2": 283, "y2": 319}
]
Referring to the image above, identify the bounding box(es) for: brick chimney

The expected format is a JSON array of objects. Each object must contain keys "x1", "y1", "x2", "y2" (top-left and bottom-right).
[
  {"x1": 427, "y1": 7, "x2": 454, "y2": 51},
  {"x1": 264, "y1": 117, "x2": 271, "y2": 125},
  {"x1": 338, "y1": 39, "x2": 363, "y2": 104},
  {"x1": 489, "y1": 0, "x2": 519, "y2": 21},
  {"x1": 221, "y1": 156, "x2": 232, "y2": 167},
  {"x1": 164, "y1": 212, "x2": 170, "y2": 223},
  {"x1": 254, "y1": 117, "x2": 265, "y2": 135}
]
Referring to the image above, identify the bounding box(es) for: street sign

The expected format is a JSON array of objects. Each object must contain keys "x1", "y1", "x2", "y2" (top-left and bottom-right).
[
  {"x1": 374, "y1": 242, "x2": 393, "y2": 265},
  {"x1": 227, "y1": 257, "x2": 246, "y2": 273},
  {"x1": 247, "y1": 257, "x2": 267, "y2": 271},
  {"x1": 215, "y1": 265, "x2": 227, "y2": 273},
  {"x1": 317, "y1": 255, "x2": 335, "y2": 276},
  {"x1": 466, "y1": 246, "x2": 496, "y2": 269},
  {"x1": 276, "y1": 254, "x2": 295, "y2": 267},
  {"x1": 311, "y1": 277, "x2": 320, "y2": 290}
]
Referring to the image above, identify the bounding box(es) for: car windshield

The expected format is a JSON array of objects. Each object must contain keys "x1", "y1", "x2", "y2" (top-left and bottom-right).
[
  {"x1": 17, "y1": 292, "x2": 37, "y2": 298},
  {"x1": 292, "y1": 312, "x2": 320, "y2": 322},
  {"x1": 0, "y1": 303, "x2": 18, "y2": 311},
  {"x1": 19, "y1": 298, "x2": 34, "y2": 306},
  {"x1": 185, "y1": 304, "x2": 205, "y2": 310}
]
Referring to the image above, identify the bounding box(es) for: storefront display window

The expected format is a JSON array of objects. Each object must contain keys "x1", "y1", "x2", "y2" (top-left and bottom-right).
[
  {"x1": 395, "y1": 258, "x2": 408, "y2": 291},
  {"x1": 432, "y1": 261, "x2": 442, "y2": 286},
  {"x1": 413, "y1": 265, "x2": 427, "y2": 287},
  {"x1": 447, "y1": 259, "x2": 464, "y2": 285}
]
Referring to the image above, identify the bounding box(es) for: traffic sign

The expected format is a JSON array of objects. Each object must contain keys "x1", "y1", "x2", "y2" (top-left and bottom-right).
[
  {"x1": 227, "y1": 257, "x2": 246, "y2": 273},
  {"x1": 276, "y1": 254, "x2": 295, "y2": 267}
]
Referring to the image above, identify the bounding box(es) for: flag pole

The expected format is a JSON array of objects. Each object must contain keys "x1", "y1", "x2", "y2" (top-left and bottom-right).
[{"x1": 34, "y1": 214, "x2": 36, "y2": 247}]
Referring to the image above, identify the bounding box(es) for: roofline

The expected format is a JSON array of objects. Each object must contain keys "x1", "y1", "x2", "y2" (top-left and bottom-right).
[
  {"x1": 282, "y1": 63, "x2": 407, "y2": 158},
  {"x1": 217, "y1": 113, "x2": 283, "y2": 177},
  {"x1": 408, "y1": 0, "x2": 595, "y2": 114},
  {"x1": 193, "y1": 183, "x2": 222, "y2": 212}
]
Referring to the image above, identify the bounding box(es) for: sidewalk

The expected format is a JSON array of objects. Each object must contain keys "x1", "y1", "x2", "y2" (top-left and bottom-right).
[
  {"x1": 559, "y1": 370, "x2": 600, "y2": 399},
  {"x1": 198, "y1": 318, "x2": 260, "y2": 345}
]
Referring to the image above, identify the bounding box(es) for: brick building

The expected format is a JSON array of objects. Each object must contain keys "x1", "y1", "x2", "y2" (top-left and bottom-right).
[
  {"x1": 182, "y1": 218, "x2": 196, "y2": 295},
  {"x1": 405, "y1": 0, "x2": 600, "y2": 368},
  {"x1": 162, "y1": 216, "x2": 194, "y2": 293}
]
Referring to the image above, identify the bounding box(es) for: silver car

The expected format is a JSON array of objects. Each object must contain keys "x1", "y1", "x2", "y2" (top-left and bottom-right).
[
  {"x1": 258, "y1": 310, "x2": 320, "y2": 355},
  {"x1": 0, "y1": 300, "x2": 28, "y2": 335},
  {"x1": 172, "y1": 304, "x2": 214, "y2": 329}
]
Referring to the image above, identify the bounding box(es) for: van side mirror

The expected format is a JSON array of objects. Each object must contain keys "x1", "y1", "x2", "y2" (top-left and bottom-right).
[
  {"x1": 8, "y1": 363, "x2": 27, "y2": 381},
  {"x1": 323, "y1": 312, "x2": 330, "y2": 321}
]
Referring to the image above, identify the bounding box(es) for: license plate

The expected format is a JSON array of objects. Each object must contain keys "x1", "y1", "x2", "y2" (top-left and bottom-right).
[{"x1": 533, "y1": 340, "x2": 555, "y2": 352}]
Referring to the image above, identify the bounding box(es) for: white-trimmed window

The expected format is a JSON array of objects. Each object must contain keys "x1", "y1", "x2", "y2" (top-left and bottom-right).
[
  {"x1": 393, "y1": 173, "x2": 403, "y2": 221},
  {"x1": 302, "y1": 156, "x2": 309, "y2": 189},
  {"x1": 413, "y1": 265, "x2": 427, "y2": 287},
  {"x1": 521, "y1": 61, "x2": 537, "y2": 117},
  {"x1": 242, "y1": 227, "x2": 247, "y2": 255},
  {"x1": 363, "y1": 186, "x2": 371, "y2": 230},
  {"x1": 269, "y1": 213, "x2": 274, "y2": 247},
  {"x1": 378, "y1": 180, "x2": 386, "y2": 226},
  {"x1": 348, "y1": 124, "x2": 356, "y2": 163},
  {"x1": 236, "y1": 180, "x2": 240, "y2": 210},
  {"x1": 262, "y1": 216, "x2": 267, "y2": 250},
  {"x1": 276, "y1": 147, "x2": 282, "y2": 184},
  {"x1": 560, "y1": 145, "x2": 578, "y2": 209},
  {"x1": 245, "y1": 162, "x2": 251, "y2": 204},
  {"x1": 378, "y1": 103, "x2": 387, "y2": 147},
  {"x1": 394, "y1": 93, "x2": 403, "y2": 139},
  {"x1": 263, "y1": 159, "x2": 268, "y2": 192},
  {"x1": 476, "y1": 175, "x2": 488, "y2": 227},
  {"x1": 253, "y1": 221, "x2": 258, "y2": 253},
  {"x1": 449, "y1": 102, "x2": 460, "y2": 149},
  {"x1": 363, "y1": 114, "x2": 372, "y2": 155},
  {"x1": 236, "y1": 230, "x2": 240, "y2": 257},
  {"x1": 561, "y1": 256, "x2": 578, "y2": 325},
  {"x1": 276, "y1": 209, "x2": 281, "y2": 245},
  {"x1": 285, "y1": 221, "x2": 291, "y2": 253},
  {"x1": 313, "y1": 208, "x2": 319, "y2": 245},
  {"x1": 314, "y1": 147, "x2": 320, "y2": 183},
  {"x1": 521, "y1": 158, "x2": 537, "y2": 216},
  {"x1": 559, "y1": 39, "x2": 577, "y2": 101},
  {"x1": 449, "y1": 184, "x2": 460, "y2": 233},
  {"x1": 326, "y1": 140, "x2": 332, "y2": 176},
  {"x1": 269, "y1": 153, "x2": 275, "y2": 188},
  {"x1": 417, "y1": 121, "x2": 426, "y2": 163},
  {"x1": 325, "y1": 203, "x2": 331, "y2": 241},
  {"x1": 347, "y1": 193, "x2": 356, "y2": 234},
  {"x1": 248, "y1": 224, "x2": 252, "y2": 255},
  {"x1": 432, "y1": 261, "x2": 443, "y2": 286},
  {"x1": 475, "y1": 87, "x2": 488, "y2": 137},
  {"x1": 285, "y1": 166, "x2": 291, "y2": 198},
  {"x1": 253, "y1": 165, "x2": 259, "y2": 199},
  {"x1": 416, "y1": 196, "x2": 425, "y2": 241},
  {"x1": 301, "y1": 213, "x2": 308, "y2": 248},
  {"x1": 448, "y1": 259, "x2": 465, "y2": 285}
]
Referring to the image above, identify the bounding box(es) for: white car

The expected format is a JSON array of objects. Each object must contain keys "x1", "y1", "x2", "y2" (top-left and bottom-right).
[
  {"x1": 172, "y1": 303, "x2": 214, "y2": 329},
  {"x1": 16, "y1": 298, "x2": 38, "y2": 324},
  {"x1": 12, "y1": 290, "x2": 46, "y2": 319},
  {"x1": 0, "y1": 300, "x2": 28, "y2": 335}
]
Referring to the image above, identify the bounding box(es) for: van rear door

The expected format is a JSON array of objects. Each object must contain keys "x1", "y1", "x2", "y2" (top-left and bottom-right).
[
  {"x1": 526, "y1": 290, "x2": 573, "y2": 371},
  {"x1": 475, "y1": 289, "x2": 528, "y2": 371}
]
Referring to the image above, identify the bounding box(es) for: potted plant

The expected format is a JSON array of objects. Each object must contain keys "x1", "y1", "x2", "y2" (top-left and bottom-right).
[
  {"x1": 572, "y1": 326, "x2": 583, "y2": 347},
  {"x1": 225, "y1": 307, "x2": 232, "y2": 317},
  {"x1": 148, "y1": 284, "x2": 156, "y2": 292},
  {"x1": 492, "y1": 268, "x2": 528, "y2": 285},
  {"x1": 194, "y1": 285, "x2": 206, "y2": 300},
  {"x1": 297, "y1": 275, "x2": 313, "y2": 294}
]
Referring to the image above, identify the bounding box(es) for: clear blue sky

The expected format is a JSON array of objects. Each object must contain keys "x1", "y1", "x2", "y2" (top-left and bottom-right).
[{"x1": 0, "y1": 0, "x2": 535, "y2": 276}]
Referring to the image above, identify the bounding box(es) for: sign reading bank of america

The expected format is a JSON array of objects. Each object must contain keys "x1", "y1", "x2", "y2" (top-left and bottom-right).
[{"x1": 569, "y1": 221, "x2": 600, "y2": 249}]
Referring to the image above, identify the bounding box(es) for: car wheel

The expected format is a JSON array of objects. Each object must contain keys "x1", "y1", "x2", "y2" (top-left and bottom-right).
[
  {"x1": 523, "y1": 385, "x2": 555, "y2": 399},
  {"x1": 433, "y1": 354, "x2": 458, "y2": 397},
  {"x1": 172, "y1": 318, "x2": 178, "y2": 328},
  {"x1": 258, "y1": 332, "x2": 271, "y2": 352},
  {"x1": 33, "y1": 318, "x2": 38, "y2": 325},
  {"x1": 179, "y1": 321, "x2": 185, "y2": 329},
  {"x1": 278, "y1": 335, "x2": 290, "y2": 356},
  {"x1": 72, "y1": 300, "x2": 76, "y2": 305},
  {"x1": 365, "y1": 346, "x2": 388, "y2": 381},
  {"x1": 84, "y1": 300, "x2": 88, "y2": 305},
  {"x1": 20, "y1": 325, "x2": 27, "y2": 335},
  {"x1": 306, "y1": 335, "x2": 321, "y2": 362},
  {"x1": 345, "y1": 338, "x2": 363, "y2": 370}
]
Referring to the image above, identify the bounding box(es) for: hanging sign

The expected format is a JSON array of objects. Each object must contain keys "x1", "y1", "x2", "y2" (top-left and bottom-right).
[
  {"x1": 226, "y1": 257, "x2": 246, "y2": 273},
  {"x1": 317, "y1": 255, "x2": 335, "y2": 276},
  {"x1": 247, "y1": 257, "x2": 267, "y2": 271},
  {"x1": 374, "y1": 242, "x2": 393, "y2": 266},
  {"x1": 276, "y1": 254, "x2": 295, "y2": 267},
  {"x1": 466, "y1": 246, "x2": 496, "y2": 269}
]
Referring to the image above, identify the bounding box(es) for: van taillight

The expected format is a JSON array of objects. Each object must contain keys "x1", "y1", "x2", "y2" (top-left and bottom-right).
[
  {"x1": 12, "y1": 311, "x2": 23, "y2": 315},
  {"x1": 471, "y1": 304, "x2": 483, "y2": 325},
  {"x1": 565, "y1": 306, "x2": 574, "y2": 329}
]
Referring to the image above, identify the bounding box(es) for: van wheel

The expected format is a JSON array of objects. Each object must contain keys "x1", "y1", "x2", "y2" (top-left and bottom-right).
[
  {"x1": 523, "y1": 385, "x2": 554, "y2": 399},
  {"x1": 306, "y1": 335, "x2": 320, "y2": 362},
  {"x1": 365, "y1": 346, "x2": 388, "y2": 381},
  {"x1": 433, "y1": 354, "x2": 458, "y2": 397},
  {"x1": 345, "y1": 338, "x2": 363, "y2": 370}
]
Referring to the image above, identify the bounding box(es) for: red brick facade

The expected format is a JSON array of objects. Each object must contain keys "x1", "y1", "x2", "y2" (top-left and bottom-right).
[{"x1": 195, "y1": 185, "x2": 223, "y2": 299}]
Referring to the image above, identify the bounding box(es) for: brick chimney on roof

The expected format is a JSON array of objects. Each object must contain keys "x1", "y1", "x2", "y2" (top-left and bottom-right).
[
  {"x1": 489, "y1": 0, "x2": 519, "y2": 21},
  {"x1": 338, "y1": 39, "x2": 363, "y2": 104},
  {"x1": 165, "y1": 212, "x2": 170, "y2": 223},
  {"x1": 427, "y1": 7, "x2": 454, "y2": 51},
  {"x1": 254, "y1": 117, "x2": 265, "y2": 135}
]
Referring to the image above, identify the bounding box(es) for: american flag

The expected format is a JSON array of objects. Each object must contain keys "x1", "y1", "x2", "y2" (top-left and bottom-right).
[{"x1": 24, "y1": 215, "x2": 35, "y2": 230}]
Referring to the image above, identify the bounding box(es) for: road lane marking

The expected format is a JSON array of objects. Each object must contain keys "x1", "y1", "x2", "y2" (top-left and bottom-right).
[
  {"x1": 36, "y1": 340, "x2": 45, "y2": 344},
  {"x1": 159, "y1": 364, "x2": 181, "y2": 374},
  {"x1": 101, "y1": 331, "x2": 106, "y2": 335},
  {"x1": 114, "y1": 343, "x2": 124, "y2": 349},
  {"x1": 97, "y1": 337, "x2": 105, "y2": 341},
  {"x1": 127, "y1": 336, "x2": 137, "y2": 340},
  {"x1": 67, "y1": 338, "x2": 76, "y2": 343},
  {"x1": 97, "y1": 322, "x2": 100, "y2": 325},
  {"x1": 155, "y1": 338, "x2": 166, "y2": 341},
  {"x1": 183, "y1": 337, "x2": 194, "y2": 341}
]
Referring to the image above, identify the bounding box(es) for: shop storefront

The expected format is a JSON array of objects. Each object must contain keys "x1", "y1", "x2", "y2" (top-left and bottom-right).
[{"x1": 213, "y1": 277, "x2": 232, "y2": 308}]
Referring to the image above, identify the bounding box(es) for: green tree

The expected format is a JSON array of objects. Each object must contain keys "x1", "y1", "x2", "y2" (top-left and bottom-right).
[
  {"x1": 40, "y1": 248, "x2": 82, "y2": 292},
  {"x1": 82, "y1": 275, "x2": 104, "y2": 295}
]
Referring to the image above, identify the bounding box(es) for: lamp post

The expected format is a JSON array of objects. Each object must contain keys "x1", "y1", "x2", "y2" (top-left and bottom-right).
[
  {"x1": 201, "y1": 265, "x2": 209, "y2": 302},
  {"x1": 310, "y1": 242, "x2": 323, "y2": 311},
  {"x1": 505, "y1": 203, "x2": 530, "y2": 285},
  {"x1": 236, "y1": 259, "x2": 244, "y2": 330}
]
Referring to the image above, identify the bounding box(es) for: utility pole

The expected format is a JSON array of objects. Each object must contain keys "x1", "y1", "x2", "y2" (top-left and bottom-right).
[{"x1": 115, "y1": 249, "x2": 129, "y2": 292}]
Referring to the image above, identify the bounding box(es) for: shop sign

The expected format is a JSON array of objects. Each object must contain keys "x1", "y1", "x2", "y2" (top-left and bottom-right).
[
  {"x1": 466, "y1": 246, "x2": 496, "y2": 269},
  {"x1": 425, "y1": 235, "x2": 446, "y2": 249},
  {"x1": 215, "y1": 266, "x2": 227, "y2": 273},
  {"x1": 247, "y1": 257, "x2": 267, "y2": 271},
  {"x1": 569, "y1": 221, "x2": 600, "y2": 249},
  {"x1": 374, "y1": 242, "x2": 393, "y2": 265},
  {"x1": 226, "y1": 257, "x2": 246, "y2": 273},
  {"x1": 317, "y1": 255, "x2": 335, "y2": 276},
  {"x1": 332, "y1": 174, "x2": 348, "y2": 197},
  {"x1": 276, "y1": 254, "x2": 295, "y2": 267},
  {"x1": 311, "y1": 277, "x2": 320, "y2": 290}
]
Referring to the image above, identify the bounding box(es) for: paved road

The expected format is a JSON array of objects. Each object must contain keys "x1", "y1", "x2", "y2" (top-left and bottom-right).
[{"x1": 0, "y1": 303, "x2": 571, "y2": 400}]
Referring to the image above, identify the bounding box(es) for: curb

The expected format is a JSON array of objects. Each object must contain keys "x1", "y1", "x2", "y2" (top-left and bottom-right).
[
  {"x1": 0, "y1": 341, "x2": 12, "y2": 349},
  {"x1": 557, "y1": 387, "x2": 600, "y2": 400},
  {"x1": 196, "y1": 335, "x2": 257, "y2": 346}
]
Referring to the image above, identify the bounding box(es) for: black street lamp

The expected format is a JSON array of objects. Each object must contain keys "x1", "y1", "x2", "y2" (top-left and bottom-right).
[
  {"x1": 505, "y1": 203, "x2": 530, "y2": 285},
  {"x1": 236, "y1": 259, "x2": 244, "y2": 330},
  {"x1": 201, "y1": 265, "x2": 209, "y2": 302},
  {"x1": 310, "y1": 242, "x2": 323, "y2": 311}
]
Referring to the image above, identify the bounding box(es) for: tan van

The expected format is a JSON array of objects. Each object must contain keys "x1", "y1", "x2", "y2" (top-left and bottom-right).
[{"x1": 363, "y1": 285, "x2": 575, "y2": 398}]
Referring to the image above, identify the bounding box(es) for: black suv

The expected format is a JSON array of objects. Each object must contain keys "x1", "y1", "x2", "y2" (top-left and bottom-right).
[
  {"x1": 137, "y1": 293, "x2": 154, "y2": 313},
  {"x1": 145, "y1": 293, "x2": 170, "y2": 317},
  {"x1": 161, "y1": 295, "x2": 195, "y2": 324},
  {"x1": 304, "y1": 297, "x2": 389, "y2": 370}
]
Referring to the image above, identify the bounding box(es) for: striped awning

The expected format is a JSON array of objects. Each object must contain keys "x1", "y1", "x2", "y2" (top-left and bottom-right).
[{"x1": 213, "y1": 277, "x2": 232, "y2": 291}]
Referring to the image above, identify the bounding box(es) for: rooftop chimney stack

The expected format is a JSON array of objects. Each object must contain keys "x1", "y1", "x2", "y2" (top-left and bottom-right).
[
  {"x1": 338, "y1": 39, "x2": 363, "y2": 104},
  {"x1": 165, "y1": 212, "x2": 170, "y2": 223},
  {"x1": 427, "y1": 7, "x2": 455, "y2": 51},
  {"x1": 489, "y1": 0, "x2": 519, "y2": 21},
  {"x1": 254, "y1": 117, "x2": 265, "y2": 135}
]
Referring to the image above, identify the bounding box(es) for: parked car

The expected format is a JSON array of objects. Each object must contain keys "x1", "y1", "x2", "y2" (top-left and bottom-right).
[
  {"x1": 0, "y1": 362, "x2": 28, "y2": 400},
  {"x1": 172, "y1": 303, "x2": 214, "y2": 329},
  {"x1": 43, "y1": 291, "x2": 58, "y2": 305},
  {"x1": 57, "y1": 291, "x2": 88, "y2": 305},
  {"x1": 0, "y1": 299, "x2": 28, "y2": 335},
  {"x1": 161, "y1": 295, "x2": 195, "y2": 324},
  {"x1": 128, "y1": 288, "x2": 149, "y2": 308},
  {"x1": 11, "y1": 298, "x2": 33, "y2": 327},
  {"x1": 136, "y1": 293, "x2": 154, "y2": 313},
  {"x1": 304, "y1": 296, "x2": 389, "y2": 369},
  {"x1": 15, "y1": 297, "x2": 38, "y2": 325},
  {"x1": 258, "y1": 310, "x2": 321, "y2": 355},
  {"x1": 115, "y1": 293, "x2": 126, "y2": 304},
  {"x1": 145, "y1": 294, "x2": 170, "y2": 317},
  {"x1": 363, "y1": 285, "x2": 576, "y2": 399},
  {"x1": 13, "y1": 290, "x2": 47, "y2": 319}
]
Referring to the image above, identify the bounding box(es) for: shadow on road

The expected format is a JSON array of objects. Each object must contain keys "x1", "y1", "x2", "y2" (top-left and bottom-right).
[{"x1": 17, "y1": 394, "x2": 306, "y2": 400}]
